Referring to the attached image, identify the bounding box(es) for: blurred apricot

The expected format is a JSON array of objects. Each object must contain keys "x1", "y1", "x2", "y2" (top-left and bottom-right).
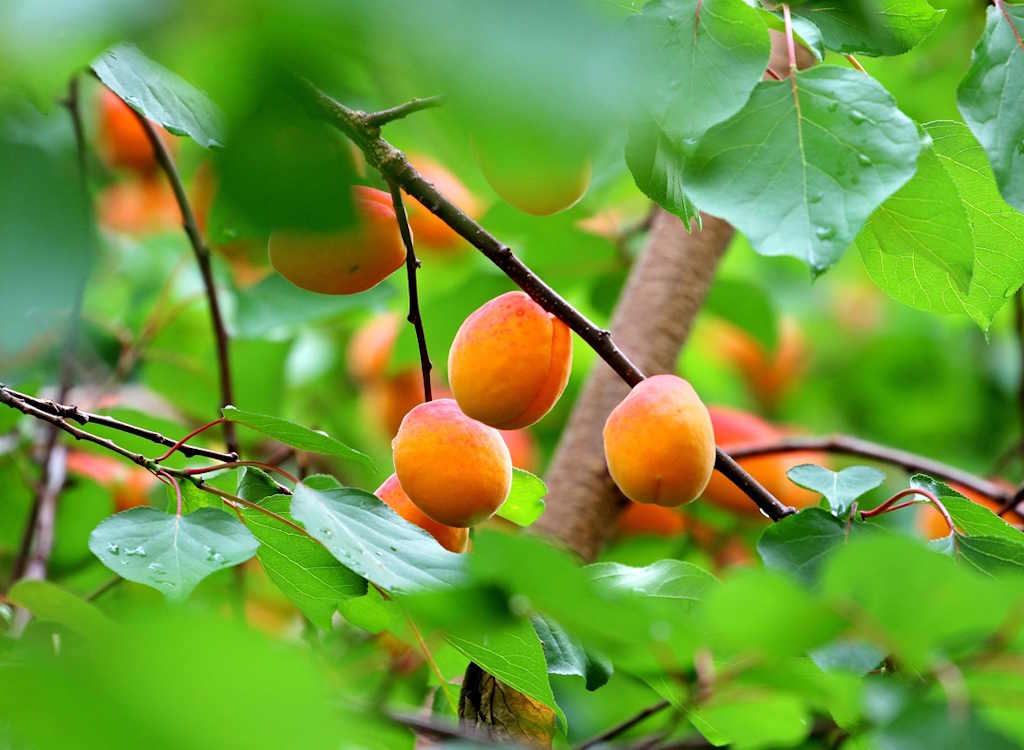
[
  {"x1": 615, "y1": 502, "x2": 687, "y2": 538},
  {"x1": 604, "y1": 375, "x2": 716, "y2": 506},
  {"x1": 97, "y1": 87, "x2": 175, "y2": 174},
  {"x1": 917, "y1": 481, "x2": 1021, "y2": 539},
  {"x1": 66, "y1": 451, "x2": 155, "y2": 511},
  {"x1": 704, "y1": 406, "x2": 822, "y2": 516},
  {"x1": 98, "y1": 177, "x2": 182, "y2": 236},
  {"x1": 375, "y1": 473, "x2": 469, "y2": 552},
  {"x1": 832, "y1": 281, "x2": 885, "y2": 333},
  {"x1": 500, "y1": 428, "x2": 538, "y2": 472},
  {"x1": 474, "y1": 141, "x2": 590, "y2": 216},
  {"x1": 392, "y1": 398, "x2": 512, "y2": 527},
  {"x1": 347, "y1": 312, "x2": 401, "y2": 383},
  {"x1": 269, "y1": 186, "x2": 405, "y2": 294},
  {"x1": 406, "y1": 154, "x2": 482, "y2": 250},
  {"x1": 449, "y1": 292, "x2": 572, "y2": 429},
  {"x1": 710, "y1": 317, "x2": 806, "y2": 411}
]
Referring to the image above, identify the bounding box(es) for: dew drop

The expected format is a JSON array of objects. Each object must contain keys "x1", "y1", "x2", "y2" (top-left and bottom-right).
[
  {"x1": 808, "y1": 192, "x2": 823, "y2": 204},
  {"x1": 827, "y1": 101, "x2": 839, "y2": 113},
  {"x1": 125, "y1": 546, "x2": 147, "y2": 558},
  {"x1": 106, "y1": 543, "x2": 120, "y2": 555},
  {"x1": 815, "y1": 225, "x2": 836, "y2": 240},
  {"x1": 148, "y1": 562, "x2": 165, "y2": 575},
  {"x1": 320, "y1": 527, "x2": 334, "y2": 539},
  {"x1": 857, "y1": 153, "x2": 872, "y2": 167},
  {"x1": 849, "y1": 109, "x2": 866, "y2": 125},
  {"x1": 389, "y1": 545, "x2": 398, "y2": 552}
]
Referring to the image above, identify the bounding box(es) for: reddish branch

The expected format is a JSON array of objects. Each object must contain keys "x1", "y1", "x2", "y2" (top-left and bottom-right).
[
  {"x1": 995, "y1": 0, "x2": 1024, "y2": 54},
  {"x1": 123, "y1": 95, "x2": 239, "y2": 455},
  {"x1": 305, "y1": 84, "x2": 794, "y2": 521}
]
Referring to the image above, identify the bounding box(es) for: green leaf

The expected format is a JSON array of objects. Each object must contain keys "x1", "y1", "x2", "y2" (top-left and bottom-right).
[
  {"x1": 625, "y1": 120, "x2": 700, "y2": 227},
  {"x1": 222, "y1": 405, "x2": 371, "y2": 469},
  {"x1": 957, "y1": 4, "x2": 1024, "y2": 213},
  {"x1": 445, "y1": 618, "x2": 564, "y2": 727},
  {"x1": 757, "y1": 507, "x2": 850, "y2": 585},
  {"x1": 240, "y1": 492, "x2": 366, "y2": 629},
  {"x1": 587, "y1": 559, "x2": 717, "y2": 607},
  {"x1": 704, "y1": 277, "x2": 778, "y2": 351},
  {"x1": 7, "y1": 580, "x2": 113, "y2": 637},
  {"x1": 794, "y1": 0, "x2": 945, "y2": 57},
  {"x1": 860, "y1": 121, "x2": 1024, "y2": 329},
  {"x1": 957, "y1": 535, "x2": 1024, "y2": 577},
  {"x1": 88, "y1": 507, "x2": 259, "y2": 601},
  {"x1": 631, "y1": 0, "x2": 771, "y2": 145},
  {"x1": 498, "y1": 469, "x2": 547, "y2": 527},
  {"x1": 868, "y1": 701, "x2": 1019, "y2": 750},
  {"x1": 910, "y1": 475, "x2": 1023, "y2": 543},
  {"x1": 786, "y1": 464, "x2": 885, "y2": 514},
  {"x1": 92, "y1": 43, "x2": 224, "y2": 148},
  {"x1": 686, "y1": 66, "x2": 921, "y2": 274},
  {"x1": 531, "y1": 614, "x2": 612, "y2": 691},
  {"x1": 690, "y1": 689, "x2": 811, "y2": 750},
  {"x1": 809, "y1": 639, "x2": 885, "y2": 675},
  {"x1": 289, "y1": 475, "x2": 465, "y2": 594}
]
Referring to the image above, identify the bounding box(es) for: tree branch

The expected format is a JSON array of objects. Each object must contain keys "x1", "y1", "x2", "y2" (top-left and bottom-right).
[
  {"x1": 303, "y1": 83, "x2": 791, "y2": 523},
  {"x1": 366, "y1": 95, "x2": 445, "y2": 126},
  {"x1": 387, "y1": 180, "x2": 432, "y2": 401},
  {"x1": 124, "y1": 97, "x2": 238, "y2": 455},
  {"x1": 0, "y1": 385, "x2": 237, "y2": 462},
  {"x1": 576, "y1": 700, "x2": 670, "y2": 750}
]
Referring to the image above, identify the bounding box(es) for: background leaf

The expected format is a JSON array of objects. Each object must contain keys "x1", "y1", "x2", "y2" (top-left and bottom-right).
[
  {"x1": 786, "y1": 464, "x2": 885, "y2": 514},
  {"x1": 222, "y1": 406, "x2": 371, "y2": 468},
  {"x1": 794, "y1": 0, "x2": 945, "y2": 56},
  {"x1": 497, "y1": 469, "x2": 547, "y2": 527}
]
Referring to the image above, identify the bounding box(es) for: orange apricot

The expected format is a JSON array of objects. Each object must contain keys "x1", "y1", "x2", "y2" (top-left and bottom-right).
[
  {"x1": 97, "y1": 88, "x2": 174, "y2": 174},
  {"x1": 500, "y1": 428, "x2": 539, "y2": 472},
  {"x1": 375, "y1": 473, "x2": 469, "y2": 552},
  {"x1": 66, "y1": 451, "x2": 155, "y2": 511},
  {"x1": 710, "y1": 317, "x2": 806, "y2": 411},
  {"x1": 474, "y1": 143, "x2": 590, "y2": 216},
  {"x1": 268, "y1": 186, "x2": 405, "y2": 295},
  {"x1": 347, "y1": 312, "x2": 401, "y2": 383},
  {"x1": 448, "y1": 291, "x2": 572, "y2": 430},
  {"x1": 603, "y1": 375, "x2": 716, "y2": 506},
  {"x1": 615, "y1": 502, "x2": 687, "y2": 538},
  {"x1": 392, "y1": 398, "x2": 512, "y2": 527},
  {"x1": 703, "y1": 406, "x2": 822, "y2": 516},
  {"x1": 407, "y1": 154, "x2": 482, "y2": 249},
  {"x1": 97, "y1": 176, "x2": 182, "y2": 236}
]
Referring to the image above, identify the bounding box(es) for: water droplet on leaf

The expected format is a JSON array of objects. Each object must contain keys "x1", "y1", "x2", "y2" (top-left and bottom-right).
[
  {"x1": 849, "y1": 110, "x2": 866, "y2": 124},
  {"x1": 815, "y1": 225, "x2": 836, "y2": 240},
  {"x1": 107, "y1": 543, "x2": 120, "y2": 555},
  {"x1": 858, "y1": 153, "x2": 872, "y2": 166}
]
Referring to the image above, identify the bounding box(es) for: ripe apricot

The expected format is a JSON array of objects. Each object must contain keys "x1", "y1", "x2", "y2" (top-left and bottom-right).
[
  {"x1": 474, "y1": 141, "x2": 590, "y2": 216},
  {"x1": 407, "y1": 154, "x2": 482, "y2": 249},
  {"x1": 917, "y1": 481, "x2": 1021, "y2": 539},
  {"x1": 98, "y1": 88, "x2": 174, "y2": 174},
  {"x1": 615, "y1": 502, "x2": 687, "y2": 538},
  {"x1": 710, "y1": 317, "x2": 806, "y2": 411},
  {"x1": 66, "y1": 451, "x2": 155, "y2": 511},
  {"x1": 603, "y1": 375, "x2": 716, "y2": 506},
  {"x1": 268, "y1": 186, "x2": 405, "y2": 295},
  {"x1": 348, "y1": 312, "x2": 401, "y2": 383},
  {"x1": 392, "y1": 398, "x2": 512, "y2": 527},
  {"x1": 97, "y1": 177, "x2": 182, "y2": 236},
  {"x1": 703, "y1": 406, "x2": 821, "y2": 516},
  {"x1": 375, "y1": 473, "x2": 469, "y2": 552},
  {"x1": 448, "y1": 292, "x2": 572, "y2": 430}
]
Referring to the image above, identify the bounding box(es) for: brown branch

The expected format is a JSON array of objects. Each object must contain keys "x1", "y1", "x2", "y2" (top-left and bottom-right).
[
  {"x1": 123, "y1": 94, "x2": 238, "y2": 455},
  {"x1": 366, "y1": 95, "x2": 445, "y2": 126},
  {"x1": 576, "y1": 700, "x2": 670, "y2": 750},
  {"x1": 304, "y1": 84, "x2": 791, "y2": 524},
  {"x1": 387, "y1": 180, "x2": 432, "y2": 401},
  {"x1": 0, "y1": 385, "x2": 237, "y2": 462}
]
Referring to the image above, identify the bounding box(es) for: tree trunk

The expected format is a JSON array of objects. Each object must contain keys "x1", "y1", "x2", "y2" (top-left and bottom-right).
[{"x1": 535, "y1": 209, "x2": 733, "y2": 559}]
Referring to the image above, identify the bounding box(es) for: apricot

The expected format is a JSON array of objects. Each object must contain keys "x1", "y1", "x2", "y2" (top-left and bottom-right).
[
  {"x1": 392, "y1": 398, "x2": 512, "y2": 527},
  {"x1": 97, "y1": 177, "x2": 182, "y2": 236},
  {"x1": 500, "y1": 429, "x2": 538, "y2": 472},
  {"x1": 710, "y1": 317, "x2": 806, "y2": 411},
  {"x1": 375, "y1": 473, "x2": 469, "y2": 552},
  {"x1": 448, "y1": 292, "x2": 572, "y2": 430},
  {"x1": 917, "y1": 481, "x2": 1021, "y2": 539},
  {"x1": 702, "y1": 406, "x2": 822, "y2": 516},
  {"x1": 474, "y1": 141, "x2": 590, "y2": 216},
  {"x1": 98, "y1": 88, "x2": 174, "y2": 174},
  {"x1": 348, "y1": 312, "x2": 401, "y2": 383},
  {"x1": 615, "y1": 502, "x2": 687, "y2": 538},
  {"x1": 407, "y1": 154, "x2": 482, "y2": 249},
  {"x1": 268, "y1": 186, "x2": 405, "y2": 295},
  {"x1": 66, "y1": 451, "x2": 155, "y2": 511},
  {"x1": 603, "y1": 375, "x2": 716, "y2": 506}
]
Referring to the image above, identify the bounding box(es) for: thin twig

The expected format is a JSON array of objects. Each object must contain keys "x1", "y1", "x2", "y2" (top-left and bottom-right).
[
  {"x1": 365, "y1": 95, "x2": 445, "y2": 126},
  {"x1": 86, "y1": 575, "x2": 124, "y2": 602},
  {"x1": 845, "y1": 53, "x2": 867, "y2": 74},
  {"x1": 122, "y1": 93, "x2": 238, "y2": 455},
  {"x1": 304, "y1": 84, "x2": 793, "y2": 521},
  {"x1": 576, "y1": 700, "x2": 670, "y2": 750},
  {"x1": 995, "y1": 0, "x2": 1024, "y2": 54},
  {"x1": 0, "y1": 386, "x2": 237, "y2": 462},
  {"x1": 184, "y1": 460, "x2": 299, "y2": 485},
  {"x1": 405, "y1": 610, "x2": 458, "y2": 715},
  {"x1": 388, "y1": 180, "x2": 432, "y2": 401}
]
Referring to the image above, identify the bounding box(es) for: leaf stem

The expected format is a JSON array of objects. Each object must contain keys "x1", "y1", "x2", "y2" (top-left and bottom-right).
[
  {"x1": 576, "y1": 699, "x2": 670, "y2": 750},
  {"x1": 405, "y1": 610, "x2": 459, "y2": 716},
  {"x1": 184, "y1": 460, "x2": 299, "y2": 485},
  {"x1": 995, "y1": 0, "x2": 1024, "y2": 54},
  {"x1": 153, "y1": 417, "x2": 226, "y2": 462}
]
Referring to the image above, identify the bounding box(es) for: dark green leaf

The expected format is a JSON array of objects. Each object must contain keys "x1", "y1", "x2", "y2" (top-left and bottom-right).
[
  {"x1": 869, "y1": 701, "x2": 1018, "y2": 750},
  {"x1": 757, "y1": 507, "x2": 851, "y2": 585},
  {"x1": 531, "y1": 614, "x2": 612, "y2": 691},
  {"x1": 686, "y1": 66, "x2": 921, "y2": 274},
  {"x1": 957, "y1": 4, "x2": 1024, "y2": 212},
  {"x1": 794, "y1": 0, "x2": 945, "y2": 56},
  {"x1": 222, "y1": 405, "x2": 371, "y2": 468},
  {"x1": 911, "y1": 475, "x2": 1023, "y2": 543},
  {"x1": 786, "y1": 464, "x2": 885, "y2": 514},
  {"x1": 88, "y1": 507, "x2": 259, "y2": 601},
  {"x1": 625, "y1": 119, "x2": 700, "y2": 227},
  {"x1": 289, "y1": 475, "x2": 465, "y2": 594},
  {"x1": 497, "y1": 469, "x2": 546, "y2": 527},
  {"x1": 587, "y1": 559, "x2": 717, "y2": 607},
  {"x1": 92, "y1": 43, "x2": 224, "y2": 147},
  {"x1": 7, "y1": 580, "x2": 113, "y2": 637},
  {"x1": 957, "y1": 535, "x2": 1024, "y2": 577},
  {"x1": 809, "y1": 639, "x2": 885, "y2": 675}
]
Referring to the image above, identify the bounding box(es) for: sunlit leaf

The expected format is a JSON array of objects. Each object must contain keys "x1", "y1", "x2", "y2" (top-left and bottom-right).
[{"x1": 222, "y1": 405, "x2": 371, "y2": 468}]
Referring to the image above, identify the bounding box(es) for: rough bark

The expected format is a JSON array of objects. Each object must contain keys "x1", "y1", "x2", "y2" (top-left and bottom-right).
[{"x1": 535, "y1": 210, "x2": 733, "y2": 559}]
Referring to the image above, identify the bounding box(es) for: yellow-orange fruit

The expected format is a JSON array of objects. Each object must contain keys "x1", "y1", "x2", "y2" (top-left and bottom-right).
[
  {"x1": 500, "y1": 429, "x2": 538, "y2": 472},
  {"x1": 449, "y1": 291, "x2": 572, "y2": 429},
  {"x1": 97, "y1": 177, "x2": 182, "y2": 236},
  {"x1": 366, "y1": 377, "x2": 450, "y2": 438},
  {"x1": 710, "y1": 317, "x2": 806, "y2": 411},
  {"x1": 66, "y1": 451, "x2": 155, "y2": 511},
  {"x1": 615, "y1": 502, "x2": 687, "y2": 538},
  {"x1": 375, "y1": 473, "x2": 469, "y2": 552},
  {"x1": 347, "y1": 312, "x2": 401, "y2": 383},
  {"x1": 98, "y1": 88, "x2": 175, "y2": 174},
  {"x1": 474, "y1": 144, "x2": 590, "y2": 216},
  {"x1": 268, "y1": 186, "x2": 405, "y2": 295},
  {"x1": 407, "y1": 154, "x2": 482, "y2": 249},
  {"x1": 703, "y1": 406, "x2": 822, "y2": 516},
  {"x1": 603, "y1": 375, "x2": 715, "y2": 506},
  {"x1": 917, "y1": 481, "x2": 1020, "y2": 539},
  {"x1": 392, "y1": 398, "x2": 512, "y2": 527}
]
